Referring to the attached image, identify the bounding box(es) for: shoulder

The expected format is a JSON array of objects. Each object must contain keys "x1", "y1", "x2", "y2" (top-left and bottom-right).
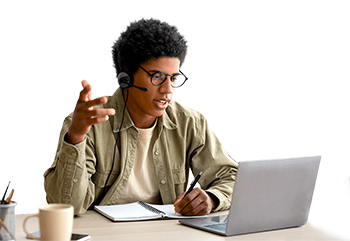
[
  {"x1": 165, "y1": 101, "x2": 207, "y2": 128},
  {"x1": 167, "y1": 101, "x2": 203, "y2": 117}
]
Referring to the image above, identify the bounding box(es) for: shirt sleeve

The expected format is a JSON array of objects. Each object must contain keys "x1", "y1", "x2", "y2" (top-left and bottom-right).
[
  {"x1": 44, "y1": 115, "x2": 96, "y2": 215},
  {"x1": 190, "y1": 116, "x2": 239, "y2": 212}
]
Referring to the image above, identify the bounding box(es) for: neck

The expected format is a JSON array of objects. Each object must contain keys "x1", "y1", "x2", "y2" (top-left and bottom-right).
[
  {"x1": 130, "y1": 113, "x2": 157, "y2": 129},
  {"x1": 125, "y1": 102, "x2": 156, "y2": 129},
  {"x1": 122, "y1": 89, "x2": 158, "y2": 128}
]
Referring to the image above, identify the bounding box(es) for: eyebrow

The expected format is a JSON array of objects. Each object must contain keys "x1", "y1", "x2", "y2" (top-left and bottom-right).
[{"x1": 149, "y1": 69, "x2": 181, "y2": 75}]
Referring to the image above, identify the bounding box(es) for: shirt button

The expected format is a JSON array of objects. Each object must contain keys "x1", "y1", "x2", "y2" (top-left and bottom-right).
[
  {"x1": 154, "y1": 151, "x2": 159, "y2": 156},
  {"x1": 72, "y1": 152, "x2": 77, "y2": 157},
  {"x1": 160, "y1": 179, "x2": 166, "y2": 185},
  {"x1": 73, "y1": 178, "x2": 78, "y2": 183}
]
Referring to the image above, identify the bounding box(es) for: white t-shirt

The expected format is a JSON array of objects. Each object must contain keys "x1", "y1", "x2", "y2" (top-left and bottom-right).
[{"x1": 116, "y1": 122, "x2": 161, "y2": 204}]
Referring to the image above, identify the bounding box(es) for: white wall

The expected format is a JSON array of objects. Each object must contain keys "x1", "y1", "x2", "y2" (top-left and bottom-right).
[{"x1": 1, "y1": 1, "x2": 349, "y2": 230}]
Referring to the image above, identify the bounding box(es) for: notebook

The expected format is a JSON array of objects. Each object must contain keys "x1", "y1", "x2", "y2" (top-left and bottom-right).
[
  {"x1": 95, "y1": 201, "x2": 208, "y2": 221},
  {"x1": 179, "y1": 156, "x2": 321, "y2": 236}
]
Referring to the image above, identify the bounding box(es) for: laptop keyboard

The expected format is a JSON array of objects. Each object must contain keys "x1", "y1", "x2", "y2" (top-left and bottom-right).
[{"x1": 202, "y1": 222, "x2": 227, "y2": 233}]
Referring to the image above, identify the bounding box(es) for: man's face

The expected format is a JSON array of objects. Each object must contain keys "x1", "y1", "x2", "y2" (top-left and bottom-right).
[{"x1": 126, "y1": 56, "x2": 180, "y2": 128}]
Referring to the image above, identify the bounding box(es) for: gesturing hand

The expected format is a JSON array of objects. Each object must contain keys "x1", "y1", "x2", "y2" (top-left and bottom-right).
[
  {"x1": 174, "y1": 188, "x2": 217, "y2": 216},
  {"x1": 67, "y1": 80, "x2": 116, "y2": 145}
]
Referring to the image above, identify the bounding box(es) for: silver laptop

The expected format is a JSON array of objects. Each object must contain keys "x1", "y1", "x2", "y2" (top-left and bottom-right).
[{"x1": 179, "y1": 156, "x2": 321, "y2": 236}]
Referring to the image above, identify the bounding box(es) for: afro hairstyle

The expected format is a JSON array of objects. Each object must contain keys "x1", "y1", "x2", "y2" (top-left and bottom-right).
[{"x1": 112, "y1": 18, "x2": 188, "y2": 76}]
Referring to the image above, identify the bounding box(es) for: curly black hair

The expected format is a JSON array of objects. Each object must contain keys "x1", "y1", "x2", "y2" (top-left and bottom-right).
[{"x1": 112, "y1": 19, "x2": 188, "y2": 76}]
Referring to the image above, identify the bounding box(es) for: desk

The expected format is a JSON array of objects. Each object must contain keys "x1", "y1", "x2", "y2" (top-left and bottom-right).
[{"x1": 14, "y1": 210, "x2": 348, "y2": 241}]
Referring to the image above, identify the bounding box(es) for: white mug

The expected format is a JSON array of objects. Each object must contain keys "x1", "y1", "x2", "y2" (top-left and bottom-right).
[{"x1": 23, "y1": 204, "x2": 74, "y2": 241}]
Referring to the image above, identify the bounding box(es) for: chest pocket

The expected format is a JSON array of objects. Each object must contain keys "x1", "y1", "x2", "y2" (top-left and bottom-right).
[
  {"x1": 172, "y1": 167, "x2": 187, "y2": 196},
  {"x1": 92, "y1": 170, "x2": 120, "y2": 188}
]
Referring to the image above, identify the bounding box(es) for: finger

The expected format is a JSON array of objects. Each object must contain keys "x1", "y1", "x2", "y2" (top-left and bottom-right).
[
  {"x1": 79, "y1": 83, "x2": 92, "y2": 102},
  {"x1": 175, "y1": 188, "x2": 210, "y2": 215},
  {"x1": 83, "y1": 115, "x2": 111, "y2": 126},
  {"x1": 81, "y1": 80, "x2": 92, "y2": 100},
  {"x1": 74, "y1": 109, "x2": 116, "y2": 124},
  {"x1": 174, "y1": 193, "x2": 185, "y2": 206},
  {"x1": 76, "y1": 97, "x2": 108, "y2": 114},
  {"x1": 174, "y1": 193, "x2": 189, "y2": 211},
  {"x1": 84, "y1": 96, "x2": 108, "y2": 109},
  {"x1": 81, "y1": 80, "x2": 89, "y2": 88},
  {"x1": 182, "y1": 201, "x2": 207, "y2": 216},
  {"x1": 174, "y1": 189, "x2": 200, "y2": 213},
  {"x1": 88, "y1": 108, "x2": 116, "y2": 118},
  {"x1": 180, "y1": 195, "x2": 203, "y2": 214}
]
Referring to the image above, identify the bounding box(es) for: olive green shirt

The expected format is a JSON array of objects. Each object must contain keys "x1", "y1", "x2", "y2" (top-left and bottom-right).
[{"x1": 44, "y1": 88, "x2": 238, "y2": 215}]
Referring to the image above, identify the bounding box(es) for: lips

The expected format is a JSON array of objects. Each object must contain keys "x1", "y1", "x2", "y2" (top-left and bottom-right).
[
  {"x1": 153, "y1": 99, "x2": 170, "y2": 109},
  {"x1": 156, "y1": 100, "x2": 168, "y2": 104}
]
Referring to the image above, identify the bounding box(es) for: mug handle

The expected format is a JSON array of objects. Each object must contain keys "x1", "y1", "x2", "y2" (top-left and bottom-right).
[{"x1": 23, "y1": 214, "x2": 41, "y2": 240}]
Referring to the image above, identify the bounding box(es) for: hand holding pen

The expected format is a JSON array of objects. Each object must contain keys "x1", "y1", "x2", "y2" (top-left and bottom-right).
[{"x1": 174, "y1": 171, "x2": 217, "y2": 216}]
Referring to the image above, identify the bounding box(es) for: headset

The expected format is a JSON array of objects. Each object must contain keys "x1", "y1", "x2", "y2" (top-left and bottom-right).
[{"x1": 117, "y1": 72, "x2": 148, "y2": 92}]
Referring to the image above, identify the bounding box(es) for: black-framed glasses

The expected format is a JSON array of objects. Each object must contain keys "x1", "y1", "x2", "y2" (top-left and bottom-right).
[{"x1": 139, "y1": 65, "x2": 188, "y2": 88}]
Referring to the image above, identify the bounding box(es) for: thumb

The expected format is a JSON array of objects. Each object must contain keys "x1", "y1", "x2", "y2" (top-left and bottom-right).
[
  {"x1": 81, "y1": 80, "x2": 92, "y2": 101},
  {"x1": 81, "y1": 80, "x2": 89, "y2": 88}
]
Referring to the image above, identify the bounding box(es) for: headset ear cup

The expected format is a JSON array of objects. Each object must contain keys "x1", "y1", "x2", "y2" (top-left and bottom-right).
[{"x1": 118, "y1": 72, "x2": 133, "y2": 89}]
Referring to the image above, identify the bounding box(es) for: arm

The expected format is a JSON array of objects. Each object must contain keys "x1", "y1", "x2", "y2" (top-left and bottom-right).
[
  {"x1": 174, "y1": 116, "x2": 238, "y2": 215},
  {"x1": 44, "y1": 80, "x2": 115, "y2": 215},
  {"x1": 44, "y1": 121, "x2": 95, "y2": 215}
]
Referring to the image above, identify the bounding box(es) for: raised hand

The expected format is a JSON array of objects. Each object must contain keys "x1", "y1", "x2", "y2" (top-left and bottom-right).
[{"x1": 67, "y1": 80, "x2": 116, "y2": 145}]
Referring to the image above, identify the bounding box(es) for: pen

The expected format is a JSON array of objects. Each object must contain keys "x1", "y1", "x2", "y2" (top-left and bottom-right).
[
  {"x1": 1, "y1": 181, "x2": 10, "y2": 204},
  {"x1": 6, "y1": 189, "x2": 14, "y2": 204},
  {"x1": 182, "y1": 171, "x2": 202, "y2": 200}
]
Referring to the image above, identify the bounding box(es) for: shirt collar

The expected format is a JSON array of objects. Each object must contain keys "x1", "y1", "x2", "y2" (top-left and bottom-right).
[
  {"x1": 109, "y1": 88, "x2": 177, "y2": 133},
  {"x1": 159, "y1": 105, "x2": 177, "y2": 130}
]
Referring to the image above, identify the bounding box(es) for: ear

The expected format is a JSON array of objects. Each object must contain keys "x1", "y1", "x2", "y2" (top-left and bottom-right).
[{"x1": 117, "y1": 72, "x2": 133, "y2": 89}]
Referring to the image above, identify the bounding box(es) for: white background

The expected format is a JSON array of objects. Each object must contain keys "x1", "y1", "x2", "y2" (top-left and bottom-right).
[{"x1": 1, "y1": 0, "x2": 349, "y2": 238}]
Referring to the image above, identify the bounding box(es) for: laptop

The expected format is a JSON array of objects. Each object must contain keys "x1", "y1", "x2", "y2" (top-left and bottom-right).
[{"x1": 179, "y1": 156, "x2": 321, "y2": 236}]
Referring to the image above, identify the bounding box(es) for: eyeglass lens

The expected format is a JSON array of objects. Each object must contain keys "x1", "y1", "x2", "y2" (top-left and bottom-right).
[{"x1": 151, "y1": 72, "x2": 186, "y2": 88}]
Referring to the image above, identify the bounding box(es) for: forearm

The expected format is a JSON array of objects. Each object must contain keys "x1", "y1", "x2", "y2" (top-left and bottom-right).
[
  {"x1": 204, "y1": 164, "x2": 238, "y2": 212},
  {"x1": 44, "y1": 135, "x2": 95, "y2": 215}
]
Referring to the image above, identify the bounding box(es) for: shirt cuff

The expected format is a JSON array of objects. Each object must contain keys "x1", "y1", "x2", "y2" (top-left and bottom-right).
[
  {"x1": 206, "y1": 188, "x2": 231, "y2": 212},
  {"x1": 60, "y1": 133, "x2": 86, "y2": 166}
]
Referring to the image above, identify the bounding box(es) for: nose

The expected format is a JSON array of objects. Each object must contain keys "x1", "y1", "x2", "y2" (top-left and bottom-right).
[{"x1": 159, "y1": 76, "x2": 174, "y2": 94}]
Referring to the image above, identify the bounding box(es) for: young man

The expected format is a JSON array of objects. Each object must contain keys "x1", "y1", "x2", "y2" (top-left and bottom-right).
[{"x1": 44, "y1": 19, "x2": 238, "y2": 215}]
